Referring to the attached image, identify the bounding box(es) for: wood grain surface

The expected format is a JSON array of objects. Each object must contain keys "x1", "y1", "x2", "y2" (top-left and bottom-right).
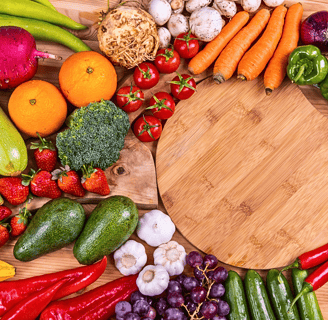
[{"x1": 0, "y1": 0, "x2": 328, "y2": 318}]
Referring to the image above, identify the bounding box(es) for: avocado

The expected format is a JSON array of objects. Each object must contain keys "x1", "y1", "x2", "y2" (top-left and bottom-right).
[
  {"x1": 14, "y1": 198, "x2": 85, "y2": 262},
  {"x1": 73, "y1": 195, "x2": 138, "y2": 265}
]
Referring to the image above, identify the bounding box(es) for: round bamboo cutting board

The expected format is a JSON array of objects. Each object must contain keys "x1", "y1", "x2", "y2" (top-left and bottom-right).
[{"x1": 157, "y1": 76, "x2": 328, "y2": 269}]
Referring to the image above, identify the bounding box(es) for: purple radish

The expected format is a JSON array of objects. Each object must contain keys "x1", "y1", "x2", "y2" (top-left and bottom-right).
[{"x1": 0, "y1": 26, "x2": 61, "y2": 90}]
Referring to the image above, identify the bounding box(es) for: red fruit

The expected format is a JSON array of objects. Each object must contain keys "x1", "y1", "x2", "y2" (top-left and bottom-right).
[
  {"x1": 147, "y1": 92, "x2": 175, "y2": 120},
  {"x1": 52, "y1": 166, "x2": 85, "y2": 197},
  {"x1": 0, "y1": 224, "x2": 9, "y2": 248},
  {"x1": 81, "y1": 166, "x2": 110, "y2": 196},
  {"x1": 169, "y1": 73, "x2": 196, "y2": 100},
  {"x1": 10, "y1": 207, "x2": 31, "y2": 237},
  {"x1": 30, "y1": 133, "x2": 57, "y2": 172},
  {"x1": 0, "y1": 206, "x2": 12, "y2": 221},
  {"x1": 22, "y1": 169, "x2": 61, "y2": 199},
  {"x1": 133, "y1": 115, "x2": 163, "y2": 142},
  {"x1": 174, "y1": 31, "x2": 200, "y2": 59},
  {"x1": 116, "y1": 85, "x2": 144, "y2": 113},
  {"x1": 0, "y1": 177, "x2": 29, "y2": 206}
]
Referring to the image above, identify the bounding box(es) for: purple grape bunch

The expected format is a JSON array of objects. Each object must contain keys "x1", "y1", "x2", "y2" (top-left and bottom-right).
[{"x1": 114, "y1": 252, "x2": 230, "y2": 320}]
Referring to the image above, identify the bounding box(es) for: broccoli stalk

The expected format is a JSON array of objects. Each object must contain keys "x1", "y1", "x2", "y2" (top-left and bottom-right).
[{"x1": 56, "y1": 100, "x2": 130, "y2": 171}]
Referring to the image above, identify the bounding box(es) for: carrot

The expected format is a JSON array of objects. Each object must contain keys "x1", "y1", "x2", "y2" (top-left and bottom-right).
[
  {"x1": 264, "y1": 3, "x2": 303, "y2": 95},
  {"x1": 213, "y1": 9, "x2": 271, "y2": 84},
  {"x1": 237, "y1": 5, "x2": 288, "y2": 82},
  {"x1": 188, "y1": 11, "x2": 250, "y2": 75}
]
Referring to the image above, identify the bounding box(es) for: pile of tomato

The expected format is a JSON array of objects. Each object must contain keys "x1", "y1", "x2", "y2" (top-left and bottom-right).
[{"x1": 114, "y1": 31, "x2": 200, "y2": 142}]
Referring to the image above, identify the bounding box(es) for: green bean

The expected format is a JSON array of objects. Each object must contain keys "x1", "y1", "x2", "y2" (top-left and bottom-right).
[
  {"x1": 32, "y1": 0, "x2": 57, "y2": 11},
  {"x1": 0, "y1": 14, "x2": 91, "y2": 52},
  {"x1": 1, "y1": 0, "x2": 87, "y2": 30}
]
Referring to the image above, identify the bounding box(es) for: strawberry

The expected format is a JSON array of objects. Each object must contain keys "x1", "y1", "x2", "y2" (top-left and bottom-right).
[
  {"x1": 0, "y1": 206, "x2": 12, "y2": 221},
  {"x1": 0, "y1": 177, "x2": 29, "y2": 206},
  {"x1": 30, "y1": 133, "x2": 57, "y2": 172},
  {"x1": 81, "y1": 165, "x2": 110, "y2": 196},
  {"x1": 52, "y1": 165, "x2": 85, "y2": 197},
  {"x1": 10, "y1": 206, "x2": 31, "y2": 237},
  {"x1": 0, "y1": 224, "x2": 10, "y2": 248},
  {"x1": 22, "y1": 169, "x2": 61, "y2": 199}
]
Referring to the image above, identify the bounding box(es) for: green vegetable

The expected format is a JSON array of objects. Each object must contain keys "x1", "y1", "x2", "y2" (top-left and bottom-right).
[
  {"x1": 1, "y1": 0, "x2": 87, "y2": 30},
  {"x1": 287, "y1": 45, "x2": 328, "y2": 85},
  {"x1": 0, "y1": 107, "x2": 28, "y2": 176},
  {"x1": 73, "y1": 196, "x2": 139, "y2": 265},
  {"x1": 266, "y1": 269, "x2": 300, "y2": 320},
  {"x1": 292, "y1": 269, "x2": 323, "y2": 320},
  {"x1": 244, "y1": 270, "x2": 276, "y2": 320},
  {"x1": 56, "y1": 100, "x2": 130, "y2": 171},
  {"x1": 319, "y1": 73, "x2": 328, "y2": 101},
  {"x1": 0, "y1": 14, "x2": 91, "y2": 52},
  {"x1": 223, "y1": 270, "x2": 251, "y2": 320},
  {"x1": 14, "y1": 198, "x2": 85, "y2": 262},
  {"x1": 32, "y1": 0, "x2": 56, "y2": 10}
]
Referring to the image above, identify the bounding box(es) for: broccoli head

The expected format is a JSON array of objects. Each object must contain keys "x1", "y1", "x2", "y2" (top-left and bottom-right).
[{"x1": 56, "y1": 99, "x2": 130, "y2": 171}]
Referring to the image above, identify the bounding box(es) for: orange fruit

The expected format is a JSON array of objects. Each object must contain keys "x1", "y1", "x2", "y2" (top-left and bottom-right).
[
  {"x1": 8, "y1": 80, "x2": 67, "y2": 138},
  {"x1": 59, "y1": 51, "x2": 117, "y2": 108}
]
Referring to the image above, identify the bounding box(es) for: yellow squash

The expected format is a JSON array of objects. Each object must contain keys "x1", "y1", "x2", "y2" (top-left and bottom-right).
[{"x1": 0, "y1": 260, "x2": 15, "y2": 281}]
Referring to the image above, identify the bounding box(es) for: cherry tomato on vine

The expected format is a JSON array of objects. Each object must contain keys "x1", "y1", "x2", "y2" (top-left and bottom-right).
[
  {"x1": 133, "y1": 115, "x2": 162, "y2": 142},
  {"x1": 174, "y1": 31, "x2": 200, "y2": 59},
  {"x1": 133, "y1": 62, "x2": 160, "y2": 89},
  {"x1": 115, "y1": 85, "x2": 144, "y2": 112},
  {"x1": 169, "y1": 73, "x2": 196, "y2": 100},
  {"x1": 154, "y1": 47, "x2": 181, "y2": 74},
  {"x1": 147, "y1": 92, "x2": 175, "y2": 120}
]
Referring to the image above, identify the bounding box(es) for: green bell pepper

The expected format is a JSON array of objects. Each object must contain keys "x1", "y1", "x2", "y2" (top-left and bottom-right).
[
  {"x1": 320, "y1": 75, "x2": 328, "y2": 101},
  {"x1": 287, "y1": 45, "x2": 328, "y2": 85}
]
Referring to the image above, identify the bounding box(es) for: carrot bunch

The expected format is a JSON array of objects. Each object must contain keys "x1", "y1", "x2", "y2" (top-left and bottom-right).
[{"x1": 188, "y1": 3, "x2": 304, "y2": 95}]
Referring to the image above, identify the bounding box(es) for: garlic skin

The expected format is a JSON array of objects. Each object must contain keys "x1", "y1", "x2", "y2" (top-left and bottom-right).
[
  {"x1": 154, "y1": 241, "x2": 186, "y2": 276},
  {"x1": 137, "y1": 265, "x2": 170, "y2": 296},
  {"x1": 114, "y1": 240, "x2": 147, "y2": 275},
  {"x1": 137, "y1": 210, "x2": 176, "y2": 247}
]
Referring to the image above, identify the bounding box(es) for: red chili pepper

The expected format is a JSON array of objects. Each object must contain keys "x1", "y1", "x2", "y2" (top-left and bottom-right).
[
  {"x1": 290, "y1": 260, "x2": 328, "y2": 310},
  {"x1": 0, "y1": 256, "x2": 107, "y2": 316},
  {"x1": 281, "y1": 242, "x2": 328, "y2": 272},
  {"x1": 40, "y1": 274, "x2": 138, "y2": 320},
  {"x1": 1, "y1": 279, "x2": 68, "y2": 320}
]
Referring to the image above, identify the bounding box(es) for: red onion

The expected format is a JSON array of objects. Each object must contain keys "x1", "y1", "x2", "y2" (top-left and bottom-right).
[
  {"x1": 0, "y1": 26, "x2": 61, "y2": 90},
  {"x1": 301, "y1": 11, "x2": 328, "y2": 51}
]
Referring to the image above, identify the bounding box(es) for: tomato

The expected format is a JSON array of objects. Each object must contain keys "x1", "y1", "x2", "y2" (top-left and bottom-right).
[
  {"x1": 133, "y1": 62, "x2": 160, "y2": 89},
  {"x1": 115, "y1": 85, "x2": 144, "y2": 112},
  {"x1": 154, "y1": 48, "x2": 181, "y2": 74},
  {"x1": 133, "y1": 115, "x2": 162, "y2": 142},
  {"x1": 174, "y1": 31, "x2": 200, "y2": 59},
  {"x1": 147, "y1": 92, "x2": 175, "y2": 120},
  {"x1": 169, "y1": 73, "x2": 197, "y2": 100}
]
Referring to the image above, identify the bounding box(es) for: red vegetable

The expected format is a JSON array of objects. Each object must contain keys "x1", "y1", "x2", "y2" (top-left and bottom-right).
[
  {"x1": 133, "y1": 115, "x2": 163, "y2": 142},
  {"x1": 281, "y1": 242, "x2": 328, "y2": 273},
  {"x1": 0, "y1": 26, "x2": 61, "y2": 90},
  {"x1": 169, "y1": 73, "x2": 197, "y2": 100},
  {"x1": 133, "y1": 62, "x2": 160, "y2": 89},
  {"x1": 116, "y1": 85, "x2": 144, "y2": 113},
  {"x1": 0, "y1": 256, "x2": 107, "y2": 316},
  {"x1": 40, "y1": 274, "x2": 138, "y2": 320},
  {"x1": 147, "y1": 92, "x2": 175, "y2": 120},
  {"x1": 301, "y1": 11, "x2": 328, "y2": 51},
  {"x1": 1, "y1": 279, "x2": 68, "y2": 320},
  {"x1": 154, "y1": 47, "x2": 181, "y2": 74},
  {"x1": 290, "y1": 260, "x2": 328, "y2": 309},
  {"x1": 174, "y1": 31, "x2": 200, "y2": 59}
]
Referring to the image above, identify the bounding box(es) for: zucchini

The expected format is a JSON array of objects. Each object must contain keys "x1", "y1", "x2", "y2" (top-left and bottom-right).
[
  {"x1": 291, "y1": 269, "x2": 323, "y2": 320},
  {"x1": 266, "y1": 269, "x2": 300, "y2": 320},
  {"x1": 223, "y1": 270, "x2": 250, "y2": 320},
  {"x1": 244, "y1": 269, "x2": 276, "y2": 320},
  {"x1": 0, "y1": 107, "x2": 27, "y2": 176}
]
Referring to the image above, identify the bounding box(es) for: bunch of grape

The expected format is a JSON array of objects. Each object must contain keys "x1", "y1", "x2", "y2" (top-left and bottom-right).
[{"x1": 114, "y1": 251, "x2": 230, "y2": 320}]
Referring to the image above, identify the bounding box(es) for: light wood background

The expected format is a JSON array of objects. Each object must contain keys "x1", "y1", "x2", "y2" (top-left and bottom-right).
[{"x1": 0, "y1": 0, "x2": 327, "y2": 318}]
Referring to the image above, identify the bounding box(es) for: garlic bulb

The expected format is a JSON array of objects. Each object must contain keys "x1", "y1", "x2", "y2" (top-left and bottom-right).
[
  {"x1": 154, "y1": 241, "x2": 186, "y2": 276},
  {"x1": 114, "y1": 240, "x2": 147, "y2": 275}
]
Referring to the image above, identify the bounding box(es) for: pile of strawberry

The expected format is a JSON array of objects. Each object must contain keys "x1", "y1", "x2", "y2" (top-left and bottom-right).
[{"x1": 0, "y1": 134, "x2": 111, "y2": 248}]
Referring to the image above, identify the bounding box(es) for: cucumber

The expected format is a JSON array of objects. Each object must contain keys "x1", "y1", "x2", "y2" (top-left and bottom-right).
[
  {"x1": 0, "y1": 107, "x2": 27, "y2": 176},
  {"x1": 291, "y1": 269, "x2": 323, "y2": 320},
  {"x1": 223, "y1": 270, "x2": 250, "y2": 320},
  {"x1": 244, "y1": 269, "x2": 276, "y2": 320},
  {"x1": 14, "y1": 198, "x2": 85, "y2": 261},
  {"x1": 73, "y1": 196, "x2": 139, "y2": 265},
  {"x1": 266, "y1": 269, "x2": 300, "y2": 320}
]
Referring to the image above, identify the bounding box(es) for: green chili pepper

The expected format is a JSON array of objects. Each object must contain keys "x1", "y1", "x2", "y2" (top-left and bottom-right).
[
  {"x1": 32, "y1": 0, "x2": 57, "y2": 11},
  {"x1": 0, "y1": 14, "x2": 91, "y2": 52},
  {"x1": 1, "y1": 0, "x2": 87, "y2": 30},
  {"x1": 287, "y1": 45, "x2": 328, "y2": 85}
]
